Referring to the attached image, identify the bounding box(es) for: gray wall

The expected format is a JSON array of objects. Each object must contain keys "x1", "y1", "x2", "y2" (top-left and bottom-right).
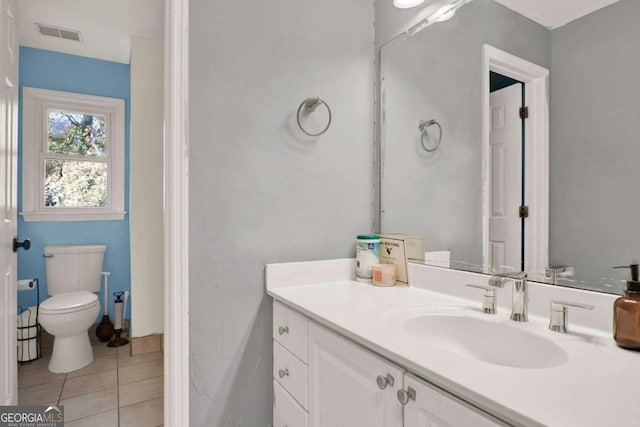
[
  {"x1": 189, "y1": 0, "x2": 374, "y2": 425},
  {"x1": 550, "y1": 0, "x2": 640, "y2": 293},
  {"x1": 380, "y1": 0, "x2": 550, "y2": 267}
]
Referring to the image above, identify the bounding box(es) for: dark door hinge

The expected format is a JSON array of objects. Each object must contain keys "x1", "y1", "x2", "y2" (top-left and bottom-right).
[
  {"x1": 519, "y1": 205, "x2": 529, "y2": 218},
  {"x1": 519, "y1": 106, "x2": 529, "y2": 119}
]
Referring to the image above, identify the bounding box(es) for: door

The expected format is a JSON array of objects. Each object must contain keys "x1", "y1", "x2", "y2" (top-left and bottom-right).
[
  {"x1": 403, "y1": 374, "x2": 507, "y2": 427},
  {"x1": 0, "y1": 0, "x2": 18, "y2": 405},
  {"x1": 488, "y1": 83, "x2": 523, "y2": 273},
  {"x1": 308, "y1": 322, "x2": 403, "y2": 427}
]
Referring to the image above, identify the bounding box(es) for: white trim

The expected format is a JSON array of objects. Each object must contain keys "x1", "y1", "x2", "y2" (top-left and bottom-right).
[
  {"x1": 164, "y1": 0, "x2": 189, "y2": 425},
  {"x1": 21, "y1": 87, "x2": 125, "y2": 221},
  {"x1": 21, "y1": 211, "x2": 125, "y2": 222},
  {"x1": 481, "y1": 45, "x2": 549, "y2": 278}
]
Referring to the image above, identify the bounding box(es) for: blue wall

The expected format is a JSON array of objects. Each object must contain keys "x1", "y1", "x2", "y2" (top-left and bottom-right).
[{"x1": 17, "y1": 47, "x2": 131, "y2": 322}]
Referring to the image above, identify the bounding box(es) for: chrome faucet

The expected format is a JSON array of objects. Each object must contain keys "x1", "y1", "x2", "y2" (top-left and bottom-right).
[{"x1": 489, "y1": 271, "x2": 528, "y2": 322}]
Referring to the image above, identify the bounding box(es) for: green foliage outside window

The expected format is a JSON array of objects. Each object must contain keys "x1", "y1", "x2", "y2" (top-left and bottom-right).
[{"x1": 45, "y1": 111, "x2": 108, "y2": 207}]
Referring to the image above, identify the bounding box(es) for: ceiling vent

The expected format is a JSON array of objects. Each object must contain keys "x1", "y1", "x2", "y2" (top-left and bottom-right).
[{"x1": 35, "y1": 23, "x2": 81, "y2": 42}]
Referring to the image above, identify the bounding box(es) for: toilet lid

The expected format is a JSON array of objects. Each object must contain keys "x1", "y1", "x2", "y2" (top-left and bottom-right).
[{"x1": 40, "y1": 292, "x2": 99, "y2": 314}]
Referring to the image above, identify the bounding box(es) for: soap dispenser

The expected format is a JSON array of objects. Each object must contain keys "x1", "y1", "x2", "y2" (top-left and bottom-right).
[{"x1": 613, "y1": 264, "x2": 640, "y2": 351}]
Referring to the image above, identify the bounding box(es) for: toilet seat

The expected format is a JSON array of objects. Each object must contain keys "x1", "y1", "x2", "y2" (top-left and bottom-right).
[{"x1": 40, "y1": 291, "x2": 99, "y2": 315}]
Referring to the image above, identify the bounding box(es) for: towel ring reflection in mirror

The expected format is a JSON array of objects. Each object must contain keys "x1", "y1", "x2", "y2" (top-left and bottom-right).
[
  {"x1": 297, "y1": 97, "x2": 332, "y2": 137},
  {"x1": 419, "y1": 119, "x2": 442, "y2": 152}
]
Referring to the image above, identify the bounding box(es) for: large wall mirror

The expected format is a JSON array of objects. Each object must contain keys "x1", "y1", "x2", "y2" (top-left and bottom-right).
[{"x1": 380, "y1": 0, "x2": 639, "y2": 295}]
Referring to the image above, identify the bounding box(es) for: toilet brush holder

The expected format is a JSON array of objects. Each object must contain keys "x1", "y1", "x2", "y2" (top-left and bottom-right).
[{"x1": 107, "y1": 292, "x2": 128, "y2": 348}]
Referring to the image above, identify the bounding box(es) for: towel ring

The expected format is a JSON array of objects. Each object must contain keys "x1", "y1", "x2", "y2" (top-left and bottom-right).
[
  {"x1": 297, "y1": 97, "x2": 332, "y2": 137},
  {"x1": 419, "y1": 119, "x2": 442, "y2": 152}
]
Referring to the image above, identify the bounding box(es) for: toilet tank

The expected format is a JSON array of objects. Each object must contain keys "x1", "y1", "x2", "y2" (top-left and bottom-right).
[{"x1": 44, "y1": 245, "x2": 106, "y2": 295}]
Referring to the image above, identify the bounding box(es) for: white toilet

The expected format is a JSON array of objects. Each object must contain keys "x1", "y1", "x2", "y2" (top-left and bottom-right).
[{"x1": 39, "y1": 245, "x2": 105, "y2": 373}]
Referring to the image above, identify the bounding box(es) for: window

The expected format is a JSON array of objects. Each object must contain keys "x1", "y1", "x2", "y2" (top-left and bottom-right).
[{"x1": 22, "y1": 87, "x2": 125, "y2": 221}]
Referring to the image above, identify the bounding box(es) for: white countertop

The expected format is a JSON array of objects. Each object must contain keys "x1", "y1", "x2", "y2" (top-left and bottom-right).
[{"x1": 266, "y1": 259, "x2": 640, "y2": 427}]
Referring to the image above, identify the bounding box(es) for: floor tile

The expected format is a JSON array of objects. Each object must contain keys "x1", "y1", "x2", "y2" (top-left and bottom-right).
[
  {"x1": 119, "y1": 376, "x2": 163, "y2": 407},
  {"x1": 92, "y1": 342, "x2": 118, "y2": 358},
  {"x1": 59, "y1": 387, "x2": 117, "y2": 422},
  {"x1": 18, "y1": 381, "x2": 63, "y2": 406},
  {"x1": 64, "y1": 409, "x2": 118, "y2": 427},
  {"x1": 18, "y1": 366, "x2": 64, "y2": 388},
  {"x1": 18, "y1": 356, "x2": 51, "y2": 372},
  {"x1": 61, "y1": 368, "x2": 117, "y2": 400},
  {"x1": 118, "y1": 358, "x2": 163, "y2": 385},
  {"x1": 117, "y1": 349, "x2": 162, "y2": 368},
  {"x1": 67, "y1": 354, "x2": 117, "y2": 378},
  {"x1": 116, "y1": 343, "x2": 131, "y2": 358},
  {"x1": 19, "y1": 324, "x2": 164, "y2": 425},
  {"x1": 119, "y1": 397, "x2": 163, "y2": 427}
]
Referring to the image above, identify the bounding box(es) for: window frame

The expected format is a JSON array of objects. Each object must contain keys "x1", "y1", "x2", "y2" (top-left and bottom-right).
[{"x1": 22, "y1": 87, "x2": 126, "y2": 221}]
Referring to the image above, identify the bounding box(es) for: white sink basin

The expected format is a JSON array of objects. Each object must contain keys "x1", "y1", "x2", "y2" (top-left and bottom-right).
[{"x1": 390, "y1": 309, "x2": 568, "y2": 369}]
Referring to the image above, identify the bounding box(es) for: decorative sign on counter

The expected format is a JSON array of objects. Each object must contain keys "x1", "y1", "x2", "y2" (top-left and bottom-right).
[{"x1": 379, "y1": 234, "x2": 410, "y2": 285}]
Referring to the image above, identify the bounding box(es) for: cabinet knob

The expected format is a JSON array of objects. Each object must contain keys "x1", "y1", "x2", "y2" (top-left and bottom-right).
[
  {"x1": 397, "y1": 387, "x2": 416, "y2": 405},
  {"x1": 278, "y1": 368, "x2": 289, "y2": 379},
  {"x1": 376, "y1": 373, "x2": 395, "y2": 390},
  {"x1": 278, "y1": 326, "x2": 289, "y2": 335}
]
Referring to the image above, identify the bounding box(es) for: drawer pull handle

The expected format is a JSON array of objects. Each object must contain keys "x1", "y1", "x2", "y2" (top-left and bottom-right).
[
  {"x1": 278, "y1": 326, "x2": 289, "y2": 335},
  {"x1": 397, "y1": 387, "x2": 416, "y2": 405},
  {"x1": 376, "y1": 373, "x2": 395, "y2": 390},
  {"x1": 278, "y1": 368, "x2": 289, "y2": 379}
]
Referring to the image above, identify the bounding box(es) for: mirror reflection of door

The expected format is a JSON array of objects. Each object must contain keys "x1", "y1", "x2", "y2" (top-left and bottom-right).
[{"x1": 488, "y1": 72, "x2": 524, "y2": 273}]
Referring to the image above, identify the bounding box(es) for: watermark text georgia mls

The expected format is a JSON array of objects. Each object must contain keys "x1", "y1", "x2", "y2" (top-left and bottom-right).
[{"x1": 0, "y1": 405, "x2": 64, "y2": 427}]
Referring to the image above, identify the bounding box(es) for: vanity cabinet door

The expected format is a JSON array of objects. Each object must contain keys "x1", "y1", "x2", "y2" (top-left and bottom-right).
[
  {"x1": 274, "y1": 380, "x2": 308, "y2": 427},
  {"x1": 308, "y1": 321, "x2": 403, "y2": 427},
  {"x1": 403, "y1": 374, "x2": 507, "y2": 427}
]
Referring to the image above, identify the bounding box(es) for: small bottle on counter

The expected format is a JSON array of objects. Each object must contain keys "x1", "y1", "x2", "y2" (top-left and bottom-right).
[
  {"x1": 356, "y1": 235, "x2": 380, "y2": 283},
  {"x1": 613, "y1": 264, "x2": 640, "y2": 351}
]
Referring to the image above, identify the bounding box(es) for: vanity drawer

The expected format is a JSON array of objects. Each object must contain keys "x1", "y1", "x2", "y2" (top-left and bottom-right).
[
  {"x1": 274, "y1": 380, "x2": 308, "y2": 427},
  {"x1": 273, "y1": 301, "x2": 309, "y2": 362},
  {"x1": 274, "y1": 340, "x2": 308, "y2": 410}
]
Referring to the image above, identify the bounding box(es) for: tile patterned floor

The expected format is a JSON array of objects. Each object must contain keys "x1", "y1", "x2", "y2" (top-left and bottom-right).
[{"x1": 18, "y1": 331, "x2": 163, "y2": 427}]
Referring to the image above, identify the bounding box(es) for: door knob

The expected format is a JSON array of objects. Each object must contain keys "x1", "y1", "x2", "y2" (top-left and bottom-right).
[
  {"x1": 13, "y1": 238, "x2": 31, "y2": 252},
  {"x1": 397, "y1": 387, "x2": 416, "y2": 405},
  {"x1": 376, "y1": 373, "x2": 395, "y2": 390}
]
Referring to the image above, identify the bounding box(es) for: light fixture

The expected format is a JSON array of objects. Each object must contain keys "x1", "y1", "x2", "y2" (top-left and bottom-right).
[
  {"x1": 393, "y1": 0, "x2": 425, "y2": 9},
  {"x1": 432, "y1": 4, "x2": 457, "y2": 22}
]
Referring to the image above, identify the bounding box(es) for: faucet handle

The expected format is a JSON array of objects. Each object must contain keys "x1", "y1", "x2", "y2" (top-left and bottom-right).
[
  {"x1": 465, "y1": 284, "x2": 496, "y2": 314},
  {"x1": 488, "y1": 271, "x2": 527, "y2": 288},
  {"x1": 548, "y1": 300, "x2": 595, "y2": 333},
  {"x1": 488, "y1": 277, "x2": 506, "y2": 288}
]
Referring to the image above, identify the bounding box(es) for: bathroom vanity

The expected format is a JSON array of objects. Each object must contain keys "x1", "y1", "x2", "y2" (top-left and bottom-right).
[{"x1": 266, "y1": 259, "x2": 640, "y2": 427}]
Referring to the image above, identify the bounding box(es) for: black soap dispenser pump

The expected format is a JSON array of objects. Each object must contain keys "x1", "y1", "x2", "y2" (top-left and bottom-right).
[{"x1": 613, "y1": 264, "x2": 640, "y2": 351}]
